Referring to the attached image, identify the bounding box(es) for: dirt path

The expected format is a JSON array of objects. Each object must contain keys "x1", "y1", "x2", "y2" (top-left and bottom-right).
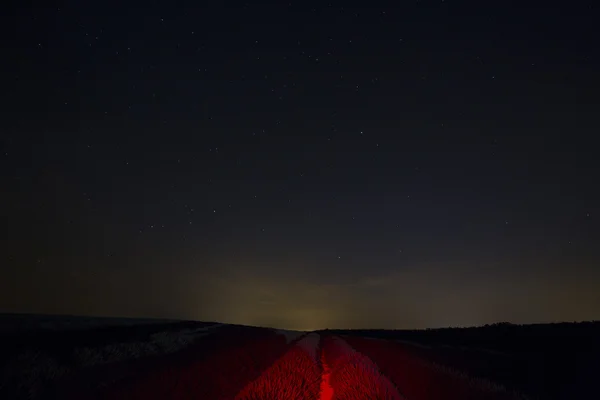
[{"x1": 319, "y1": 346, "x2": 334, "y2": 400}]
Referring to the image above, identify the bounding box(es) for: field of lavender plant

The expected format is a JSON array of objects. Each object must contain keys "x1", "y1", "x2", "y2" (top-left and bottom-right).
[{"x1": 1, "y1": 315, "x2": 597, "y2": 399}]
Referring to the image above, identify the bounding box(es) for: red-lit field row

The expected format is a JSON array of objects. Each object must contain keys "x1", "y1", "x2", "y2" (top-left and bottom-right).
[
  {"x1": 55, "y1": 326, "x2": 297, "y2": 400},
  {"x1": 342, "y1": 336, "x2": 525, "y2": 400},
  {"x1": 51, "y1": 330, "x2": 525, "y2": 400},
  {"x1": 235, "y1": 333, "x2": 322, "y2": 400},
  {"x1": 321, "y1": 335, "x2": 404, "y2": 400}
]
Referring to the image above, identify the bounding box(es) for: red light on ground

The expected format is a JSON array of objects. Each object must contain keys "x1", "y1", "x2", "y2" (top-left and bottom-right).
[{"x1": 320, "y1": 350, "x2": 334, "y2": 400}]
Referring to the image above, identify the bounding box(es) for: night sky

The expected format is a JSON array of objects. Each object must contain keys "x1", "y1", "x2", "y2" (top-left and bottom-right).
[{"x1": 1, "y1": 1, "x2": 599, "y2": 331}]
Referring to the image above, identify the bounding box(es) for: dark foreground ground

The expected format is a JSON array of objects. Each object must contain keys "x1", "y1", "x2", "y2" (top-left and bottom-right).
[
  {"x1": 327, "y1": 321, "x2": 600, "y2": 400},
  {"x1": 0, "y1": 314, "x2": 598, "y2": 400}
]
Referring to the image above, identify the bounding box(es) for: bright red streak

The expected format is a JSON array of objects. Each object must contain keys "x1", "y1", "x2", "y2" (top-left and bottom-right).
[{"x1": 320, "y1": 349, "x2": 334, "y2": 400}]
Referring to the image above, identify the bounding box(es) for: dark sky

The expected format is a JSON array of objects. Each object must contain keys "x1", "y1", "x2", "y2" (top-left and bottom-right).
[{"x1": 1, "y1": 1, "x2": 599, "y2": 330}]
